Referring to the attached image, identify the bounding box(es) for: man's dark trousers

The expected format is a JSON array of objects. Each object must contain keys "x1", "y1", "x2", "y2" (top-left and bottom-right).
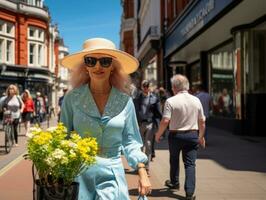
[{"x1": 168, "y1": 131, "x2": 198, "y2": 195}]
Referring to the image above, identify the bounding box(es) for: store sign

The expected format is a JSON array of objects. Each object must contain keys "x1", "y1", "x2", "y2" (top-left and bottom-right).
[
  {"x1": 29, "y1": 74, "x2": 53, "y2": 83},
  {"x1": 165, "y1": 0, "x2": 235, "y2": 58},
  {"x1": 181, "y1": 0, "x2": 215, "y2": 37},
  {"x1": 1, "y1": 71, "x2": 25, "y2": 77}
]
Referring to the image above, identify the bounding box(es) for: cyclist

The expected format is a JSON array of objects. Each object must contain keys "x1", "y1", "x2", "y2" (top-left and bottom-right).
[{"x1": 2, "y1": 85, "x2": 24, "y2": 146}]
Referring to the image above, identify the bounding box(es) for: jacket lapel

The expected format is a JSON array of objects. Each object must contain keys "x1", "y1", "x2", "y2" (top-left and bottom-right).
[{"x1": 72, "y1": 85, "x2": 130, "y2": 123}]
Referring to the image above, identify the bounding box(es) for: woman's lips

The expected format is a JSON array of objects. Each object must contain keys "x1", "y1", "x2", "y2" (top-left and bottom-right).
[{"x1": 93, "y1": 71, "x2": 104, "y2": 75}]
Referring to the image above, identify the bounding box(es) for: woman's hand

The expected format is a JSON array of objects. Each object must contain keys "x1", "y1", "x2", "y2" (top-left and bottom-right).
[{"x1": 138, "y1": 168, "x2": 152, "y2": 196}]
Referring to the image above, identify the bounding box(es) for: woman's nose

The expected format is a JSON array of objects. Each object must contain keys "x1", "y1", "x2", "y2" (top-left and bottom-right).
[{"x1": 95, "y1": 62, "x2": 101, "y2": 70}]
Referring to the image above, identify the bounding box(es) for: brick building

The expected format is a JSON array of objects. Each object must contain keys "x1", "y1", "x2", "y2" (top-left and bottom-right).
[{"x1": 0, "y1": 0, "x2": 68, "y2": 109}]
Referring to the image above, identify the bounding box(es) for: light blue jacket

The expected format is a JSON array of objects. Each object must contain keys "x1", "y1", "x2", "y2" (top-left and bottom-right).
[{"x1": 61, "y1": 84, "x2": 148, "y2": 199}]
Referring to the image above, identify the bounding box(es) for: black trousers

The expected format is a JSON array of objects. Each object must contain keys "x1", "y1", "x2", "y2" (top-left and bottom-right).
[{"x1": 12, "y1": 118, "x2": 20, "y2": 144}]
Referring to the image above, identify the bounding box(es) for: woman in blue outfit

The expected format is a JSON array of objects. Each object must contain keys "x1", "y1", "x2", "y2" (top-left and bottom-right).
[{"x1": 60, "y1": 38, "x2": 151, "y2": 199}]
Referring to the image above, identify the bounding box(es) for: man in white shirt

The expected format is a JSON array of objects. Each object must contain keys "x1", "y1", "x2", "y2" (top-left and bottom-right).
[{"x1": 155, "y1": 74, "x2": 205, "y2": 200}]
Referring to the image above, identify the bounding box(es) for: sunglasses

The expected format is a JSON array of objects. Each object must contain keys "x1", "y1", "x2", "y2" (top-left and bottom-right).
[{"x1": 84, "y1": 56, "x2": 113, "y2": 68}]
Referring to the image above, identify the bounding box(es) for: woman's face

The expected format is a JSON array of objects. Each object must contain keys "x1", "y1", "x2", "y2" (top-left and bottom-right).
[
  {"x1": 9, "y1": 87, "x2": 16, "y2": 96},
  {"x1": 23, "y1": 92, "x2": 28, "y2": 98},
  {"x1": 84, "y1": 53, "x2": 114, "y2": 82}
]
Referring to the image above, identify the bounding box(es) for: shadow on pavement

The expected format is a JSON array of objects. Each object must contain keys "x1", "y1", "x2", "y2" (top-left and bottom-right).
[
  {"x1": 129, "y1": 188, "x2": 186, "y2": 200},
  {"x1": 0, "y1": 148, "x2": 8, "y2": 155},
  {"x1": 154, "y1": 127, "x2": 266, "y2": 173},
  {"x1": 197, "y1": 127, "x2": 266, "y2": 173}
]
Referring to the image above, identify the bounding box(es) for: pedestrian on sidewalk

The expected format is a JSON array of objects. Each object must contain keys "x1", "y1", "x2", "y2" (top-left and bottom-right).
[
  {"x1": 134, "y1": 80, "x2": 162, "y2": 173},
  {"x1": 60, "y1": 38, "x2": 151, "y2": 199},
  {"x1": 57, "y1": 87, "x2": 68, "y2": 122},
  {"x1": 2, "y1": 84, "x2": 24, "y2": 146},
  {"x1": 0, "y1": 92, "x2": 7, "y2": 123},
  {"x1": 195, "y1": 84, "x2": 212, "y2": 142},
  {"x1": 21, "y1": 89, "x2": 34, "y2": 136},
  {"x1": 155, "y1": 74, "x2": 205, "y2": 200},
  {"x1": 34, "y1": 92, "x2": 45, "y2": 124}
]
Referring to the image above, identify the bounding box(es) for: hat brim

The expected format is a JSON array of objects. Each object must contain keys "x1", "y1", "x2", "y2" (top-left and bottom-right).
[{"x1": 60, "y1": 49, "x2": 139, "y2": 74}]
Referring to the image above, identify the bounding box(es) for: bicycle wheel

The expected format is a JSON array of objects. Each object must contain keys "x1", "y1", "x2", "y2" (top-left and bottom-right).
[{"x1": 4, "y1": 125, "x2": 12, "y2": 153}]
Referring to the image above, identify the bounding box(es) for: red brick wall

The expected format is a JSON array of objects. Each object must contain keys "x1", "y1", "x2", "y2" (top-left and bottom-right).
[
  {"x1": 0, "y1": 10, "x2": 16, "y2": 22},
  {"x1": 0, "y1": 8, "x2": 49, "y2": 67},
  {"x1": 167, "y1": 0, "x2": 174, "y2": 26},
  {"x1": 54, "y1": 38, "x2": 59, "y2": 76},
  {"x1": 26, "y1": 18, "x2": 47, "y2": 29},
  {"x1": 167, "y1": 0, "x2": 191, "y2": 28},
  {"x1": 124, "y1": 0, "x2": 134, "y2": 19},
  {"x1": 16, "y1": 15, "x2": 27, "y2": 65},
  {"x1": 123, "y1": 30, "x2": 134, "y2": 56}
]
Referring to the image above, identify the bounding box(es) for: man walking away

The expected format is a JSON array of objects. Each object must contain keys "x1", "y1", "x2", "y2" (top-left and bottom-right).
[{"x1": 155, "y1": 74, "x2": 205, "y2": 200}]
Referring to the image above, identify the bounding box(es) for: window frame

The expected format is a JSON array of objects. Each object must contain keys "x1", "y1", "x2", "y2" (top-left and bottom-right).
[{"x1": 28, "y1": 26, "x2": 46, "y2": 66}]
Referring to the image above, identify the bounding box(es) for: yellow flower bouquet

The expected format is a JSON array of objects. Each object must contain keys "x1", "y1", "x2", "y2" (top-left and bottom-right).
[{"x1": 25, "y1": 123, "x2": 98, "y2": 188}]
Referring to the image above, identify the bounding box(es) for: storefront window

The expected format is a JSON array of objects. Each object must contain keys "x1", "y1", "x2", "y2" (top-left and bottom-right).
[
  {"x1": 209, "y1": 42, "x2": 235, "y2": 118},
  {"x1": 0, "y1": 39, "x2": 3, "y2": 62},
  {"x1": 144, "y1": 56, "x2": 158, "y2": 88},
  {"x1": 6, "y1": 40, "x2": 12, "y2": 63},
  {"x1": 247, "y1": 25, "x2": 266, "y2": 93},
  {"x1": 28, "y1": 26, "x2": 45, "y2": 66},
  {"x1": 26, "y1": 81, "x2": 50, "y2": 99}
]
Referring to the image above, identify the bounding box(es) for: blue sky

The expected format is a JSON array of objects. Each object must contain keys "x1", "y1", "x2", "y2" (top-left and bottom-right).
[{"x1": 44, "y1": 0, "x2": 122, "y2": 54}]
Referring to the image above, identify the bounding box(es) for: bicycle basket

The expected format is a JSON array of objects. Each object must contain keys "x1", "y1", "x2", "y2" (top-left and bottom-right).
[{"x1": 3, "y1": 110, "x2": 12, "y2": 124}]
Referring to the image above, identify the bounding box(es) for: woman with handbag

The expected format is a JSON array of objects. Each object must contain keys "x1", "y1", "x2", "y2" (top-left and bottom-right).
[{"x1": 2, "y1": 84, "x2": 24, "y2": 146}]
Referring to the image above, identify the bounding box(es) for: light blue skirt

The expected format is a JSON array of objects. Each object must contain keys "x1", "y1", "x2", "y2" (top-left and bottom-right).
[{"x1": 77, "y1": 156, "x2": 142, "y2": 200}]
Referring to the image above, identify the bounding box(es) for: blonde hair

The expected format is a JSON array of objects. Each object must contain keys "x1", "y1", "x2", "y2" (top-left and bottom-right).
[
  {"x1": 22, "y1": 89, "x2": 32, "y2": 100},
  {"x1": 6, "y1": 84, "x2": 19, "y2": 96},
  {"x1": 71, "y1": 59, "x2": 132, "y2": 95}
]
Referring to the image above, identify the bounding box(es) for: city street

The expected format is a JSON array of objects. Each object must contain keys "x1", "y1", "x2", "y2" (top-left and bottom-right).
[
  {"x1": 0, "y1": 117, "x2": 266, "y2": 200},
  {"x1": 0, "y1": 0, "x2": 266, "y2": 199}
]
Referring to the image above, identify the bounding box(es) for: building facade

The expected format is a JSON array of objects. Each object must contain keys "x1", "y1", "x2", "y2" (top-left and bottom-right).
[
  {"x1": 164, "y1": 0, "x2": 266, "y2": 136},
  {"x1": 121, "y1": 0, "x2": 266, "y2": 136},
  {"x1": 120, "y1": 0, "x2": 139, "y2": 85},
  {"x1": 120, "y1": 0, "x2": 164, "y2": 89},
  {"x1": 0, "y1": 0, "x2": 68, "y2": 110}
]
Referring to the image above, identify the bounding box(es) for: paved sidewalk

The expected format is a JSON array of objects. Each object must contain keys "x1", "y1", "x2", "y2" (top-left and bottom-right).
[
  {"x1": 0, "y1": 125, "x2": 266, "y2": 200},
  {"x1": 127, "y1": 127, "x2": 266, "y2": 200}
]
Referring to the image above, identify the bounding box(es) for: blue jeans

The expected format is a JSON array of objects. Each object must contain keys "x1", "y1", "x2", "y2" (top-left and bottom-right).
[{"x1": 168, "y1": 131, "x2": 199, "y2": 195}]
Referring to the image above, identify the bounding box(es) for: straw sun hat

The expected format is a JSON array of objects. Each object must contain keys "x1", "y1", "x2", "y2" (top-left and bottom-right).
[{"x1": 60, "y1": 38, "x2": 139, "y2": 74}]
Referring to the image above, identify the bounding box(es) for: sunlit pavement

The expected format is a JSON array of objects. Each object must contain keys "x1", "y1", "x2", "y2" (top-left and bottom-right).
[{"x1": 0, "y1": 118, "x2": 266, "y2": 200}]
